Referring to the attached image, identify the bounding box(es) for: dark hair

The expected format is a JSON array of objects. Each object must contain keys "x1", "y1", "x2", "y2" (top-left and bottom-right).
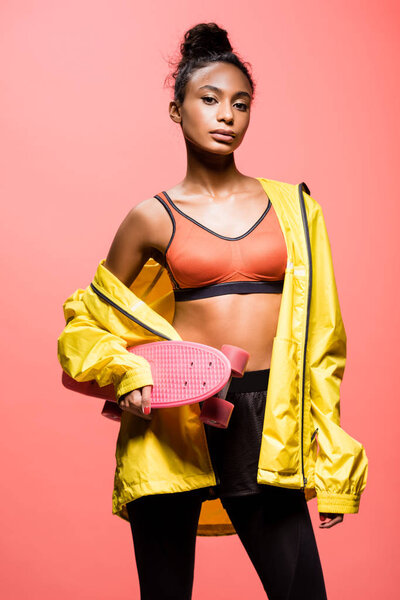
[{"x1": 165, "y1": 22, "x2": 255, "y2": 105}]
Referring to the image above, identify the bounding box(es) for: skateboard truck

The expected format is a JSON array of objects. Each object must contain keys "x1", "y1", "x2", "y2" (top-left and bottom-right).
[{"x1": 199, "y1": 344, "x2": 250, "y2": 429}]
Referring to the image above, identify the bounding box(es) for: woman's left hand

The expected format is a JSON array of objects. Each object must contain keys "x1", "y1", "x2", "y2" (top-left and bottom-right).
[{"x1": 319, "y1": 512, "x2": 344, "y2": 528}]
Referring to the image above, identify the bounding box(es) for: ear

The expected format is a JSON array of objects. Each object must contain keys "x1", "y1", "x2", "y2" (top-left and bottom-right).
[{"x1": 169, "y1": 100, "x2": 182, "y2": 124}]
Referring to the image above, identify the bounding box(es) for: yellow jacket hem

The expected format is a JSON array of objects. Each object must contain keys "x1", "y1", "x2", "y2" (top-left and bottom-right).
[
  {"x1": 316, "y1": 491, "x2": 360, "y2": 514},
  {"x1": 112, "y1": 473, "x2": 238, "y2": 537}
]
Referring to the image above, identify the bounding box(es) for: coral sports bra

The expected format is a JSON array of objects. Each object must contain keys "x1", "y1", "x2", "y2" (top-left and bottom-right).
[{"x1": 154, "y1": 190, "x2": 287, "y2": 301}]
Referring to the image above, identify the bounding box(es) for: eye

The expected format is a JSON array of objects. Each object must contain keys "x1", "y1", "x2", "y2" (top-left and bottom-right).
[
  {"x1": 202, "y1": 96, "x2": 217, "y2": 104},
  {"x1": 201, "y1": 96, "x2": 249, "y2": 111},
  {"x1": 234, "y1": 102, "x2": 248, "y2": 112}
]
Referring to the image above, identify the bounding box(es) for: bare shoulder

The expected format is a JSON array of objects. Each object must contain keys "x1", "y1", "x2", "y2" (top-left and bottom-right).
[
  {"x1": 104, "y1": 195, "x2": 171, "y2": 286},
  {"x1": 128, "y1": 195, "x2": 165, "y2": 227},
  {"x1": 123, "y1": 195, "x2": 170, "y2": 246}
]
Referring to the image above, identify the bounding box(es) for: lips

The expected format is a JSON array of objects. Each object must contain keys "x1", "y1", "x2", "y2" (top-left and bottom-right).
[
  {"x1": 210, "y1": 129, "x2": 235, "y2": 137},
  {"x1": 210, "y1": 130, "x2": 235, "y2": 142}
]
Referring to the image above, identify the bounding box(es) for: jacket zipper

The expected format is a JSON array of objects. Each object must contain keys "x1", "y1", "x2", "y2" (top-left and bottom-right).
[
  {"x1": 91, "y1": 281, "x2": 220, "y2": 486},
  {"x1": 298, "y1": 183, "x2": 313, "y2": 490}
]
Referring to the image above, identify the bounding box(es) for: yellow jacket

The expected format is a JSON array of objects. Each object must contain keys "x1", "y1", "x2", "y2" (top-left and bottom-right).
[{"x1": 57, "y1": 177, "x2": 368, "y2": 536}]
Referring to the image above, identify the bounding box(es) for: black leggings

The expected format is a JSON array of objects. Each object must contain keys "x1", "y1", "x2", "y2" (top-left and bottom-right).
[
  {"x1": 126, "y1": 485, "x2": 327, "y2": 600},
  {"x1": 126, "y1": 369, "x2": 327, "y2": 599}
]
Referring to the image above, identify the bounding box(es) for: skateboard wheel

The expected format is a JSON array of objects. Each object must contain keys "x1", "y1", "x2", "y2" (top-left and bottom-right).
[
  {"x1": 101, "y1": 400, "x2": 122, "y2": 422},
  {"x1": 220, "y1": 345, "x2": 250, "y2": 377},
  {"x1": 200, "y1": 396, "x2": 234, "y2": 429}
]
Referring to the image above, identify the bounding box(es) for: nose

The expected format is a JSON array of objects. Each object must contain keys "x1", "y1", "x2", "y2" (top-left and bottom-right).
[{"x1": 217, "y1": 98, "x2": 234, "y2": 123}]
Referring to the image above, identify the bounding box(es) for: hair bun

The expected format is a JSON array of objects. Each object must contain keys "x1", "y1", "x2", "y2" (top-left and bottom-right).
[
  {"x1": 181, "y1": 23, "x2": 232, "y2": 61},
  {"x1": 166, "y1": 22, "x2": 255, "y2": 105}
]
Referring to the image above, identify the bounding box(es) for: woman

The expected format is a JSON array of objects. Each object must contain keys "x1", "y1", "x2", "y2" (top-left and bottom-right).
[{"x1": 57, "y1": 22, "x2": 368, "y2": 600}]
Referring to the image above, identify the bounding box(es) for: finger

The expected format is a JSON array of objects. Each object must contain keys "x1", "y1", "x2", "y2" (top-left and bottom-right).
[
  {"x1": 118, "y1": 396, "x2": 128, "y2": 409},
  {"x1": 124, "y1": 390, "x2": 142, "y2": 411},
  {"x1": 131, "y1": 389, "x2": 142, "y2": 405},
  {"x1": 119, "y1": 390, "x2": 135, "y2": 408},
  {"x1": 319, "y1": 515, "x2": 343, "y2": 528},
  {"x1": 142, "y1": 385, "x2": 153, "y2": 415},
  {"x1": 126, "y1": 403, "x2": 152, "y2": 420},
  {"x1": 324, "y1": 513, "x2": 343, "y2": 522},
  {"x1": 319, "y1": 512, "x2": 342, "y2": 521}
]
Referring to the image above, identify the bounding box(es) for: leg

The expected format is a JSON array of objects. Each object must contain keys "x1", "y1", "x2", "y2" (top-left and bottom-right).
[
  {"x1": 221, "y1": 486, "x2": 327, "y2": 600},
  {"x1": 126, "y1": 488, "x2": 204, "y2": 600}
]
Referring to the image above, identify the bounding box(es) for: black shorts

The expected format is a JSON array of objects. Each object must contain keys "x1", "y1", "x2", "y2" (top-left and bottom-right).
[{"x1": 203, "y1": 368, "x2": 270, "y2": 499}]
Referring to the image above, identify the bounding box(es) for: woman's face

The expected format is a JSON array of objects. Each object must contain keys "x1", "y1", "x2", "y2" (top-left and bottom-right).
[{"x1": 170, "y1": 61, "x2": 253, "y2": 154}]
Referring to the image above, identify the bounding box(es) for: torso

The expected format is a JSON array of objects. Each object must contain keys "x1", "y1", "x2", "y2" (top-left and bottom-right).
[{"x1": 145, "y1": 176, "x2": 283, "y2": 370}]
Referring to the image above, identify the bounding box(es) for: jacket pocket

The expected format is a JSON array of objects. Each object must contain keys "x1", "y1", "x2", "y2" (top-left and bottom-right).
[{"x1": 260, "y1": 337, "x2": 300, "y2": 474}]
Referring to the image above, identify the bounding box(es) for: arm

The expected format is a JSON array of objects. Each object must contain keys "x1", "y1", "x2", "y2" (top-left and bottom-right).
[
  {"x1": 306, "y1": 197, "x2": 368, "y2": 515},
  {"x1": 57, "y1": 200, "x2": 158, "y2": 402}
]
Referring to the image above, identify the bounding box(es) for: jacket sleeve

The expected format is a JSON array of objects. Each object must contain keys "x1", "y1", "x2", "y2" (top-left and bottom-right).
[
  {"x1": 306, "y1": 200, "x2": 368, "y2": 514},
  {"x1": 57, "y1": 288, "x2": 154, "y2": 400}
]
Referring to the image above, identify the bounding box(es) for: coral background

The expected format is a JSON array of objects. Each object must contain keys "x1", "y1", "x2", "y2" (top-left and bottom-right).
[{"x1": 1, "y1": 1, "x2": 398, "y2": 598}]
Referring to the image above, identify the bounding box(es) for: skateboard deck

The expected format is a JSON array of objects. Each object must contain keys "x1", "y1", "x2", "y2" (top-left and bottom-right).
[
  {"x1": 62, "y1": 340, "x2": 239, "y2": 407},
  {"x1": 61, "y1": 340, "x2": 250, "y2": 426}
]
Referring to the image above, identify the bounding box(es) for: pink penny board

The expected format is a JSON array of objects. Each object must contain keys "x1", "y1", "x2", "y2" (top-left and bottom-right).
[
  {"x1": 62, "y1": 340, "x2": 233, "y2": 407},
  {"x1": 126, "y1": 341, "x2": 232, "y2": 407}
]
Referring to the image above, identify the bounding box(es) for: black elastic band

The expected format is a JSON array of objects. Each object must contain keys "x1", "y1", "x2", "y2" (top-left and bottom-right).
[
  {"x1": 174, "y1": 280, "x2": 284, "y2": 301},
  {"x1": 228, "y1": 369, "x2": 270, "y2": 393}
]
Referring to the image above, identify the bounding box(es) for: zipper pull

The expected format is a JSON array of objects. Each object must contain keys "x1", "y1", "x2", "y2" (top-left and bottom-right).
[
  {"x1": 311, "y1": 427, "x2": 319, "y2": 442},
  {"x1": 301, "y1": 476, "x2": 308, "y2": 491}
]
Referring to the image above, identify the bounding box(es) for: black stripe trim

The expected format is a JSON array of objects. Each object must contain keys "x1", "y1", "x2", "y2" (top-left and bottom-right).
[
  {"x1": 162, "y1": 190, "x2": 272, "y2": 241},
  {"x1": 90, "y1": 282, "x2": 173, "y2": 341},
  {"x1": 154, "y1": 195, "x2": 176, "y2": 254},
  {"x1": 301, "y1": 181, "x2": 311, "y2": 196},
  {"x1": 298, "y1": 182, "x2": 313, "y2": 489},
  {"x1": 153, "y1": 194, "x2": 181, "y2": 290},
  {"x1": 173, "y1": 280, "x2": 284, "y2": 301}
]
